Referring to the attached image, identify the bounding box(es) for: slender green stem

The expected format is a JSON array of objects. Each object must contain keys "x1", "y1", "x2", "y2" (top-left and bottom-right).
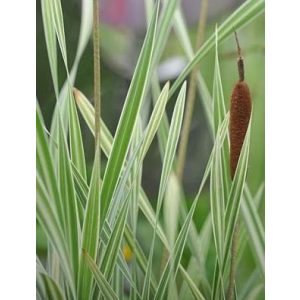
[
  {"x1": 93, "y1": 0, "x2": 101, "y2": 153},
  {"x1": 227, "y1": 222, "x2": 239, "y2": 300},
  {"x1": 176, "y1": 0, "x2": 209, "y2": 182}
]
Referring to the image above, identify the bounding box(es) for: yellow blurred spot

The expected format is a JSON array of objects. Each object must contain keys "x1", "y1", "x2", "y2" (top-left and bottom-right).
[{"x1": 122, "y1": 244, "x2": 133, "y2": 262}]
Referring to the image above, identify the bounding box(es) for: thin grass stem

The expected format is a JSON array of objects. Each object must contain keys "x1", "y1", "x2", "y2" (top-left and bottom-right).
[
  {"x1": 176, "y1": 0, "x2": 209, "y2": 183},
  {"x1": 93, "y1": 0, "x2": 101, "y2": 154},
  {"x1": 227, "y1": 222, "x2": 239, "y2": 300}
]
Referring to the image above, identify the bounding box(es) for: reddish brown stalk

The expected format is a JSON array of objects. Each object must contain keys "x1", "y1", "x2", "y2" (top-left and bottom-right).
[{"x1": 227, "y1": 31, "x2": 252, "y2": 300}]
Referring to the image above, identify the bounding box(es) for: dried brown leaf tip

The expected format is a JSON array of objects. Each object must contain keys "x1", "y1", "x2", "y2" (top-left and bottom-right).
[
  {"x1": 72, "y1": 87, "x2": 81, "y2": 105},
  {"x1": 229, "y1": 31, "x2": 252, "y2": 179}
]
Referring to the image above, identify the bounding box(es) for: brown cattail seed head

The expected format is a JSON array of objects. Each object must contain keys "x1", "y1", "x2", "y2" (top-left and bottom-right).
[
  {"x1": 229, "y1": 81, "x2": 251, "y2": 179},
  {"x1": 229, "y1": 31, "x2": 252, "y2": 179}
]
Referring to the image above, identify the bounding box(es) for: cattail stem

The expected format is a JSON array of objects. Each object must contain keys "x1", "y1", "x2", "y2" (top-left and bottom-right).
[
  {"x1": 227, "y1": 223, "x2": 239, "y2": 300},
  {"x1": 228, "y1": 31, "x2": 251, "y2": 300},
  {"x1": 176, "y1": 0, "x2": 209, "y2": 183},
  {"x1": 234, "y1": 31, "x2": 244, "y2": 82},
  {"x1": 93, "y1": 0, "x2": 101, "y2": 153}
]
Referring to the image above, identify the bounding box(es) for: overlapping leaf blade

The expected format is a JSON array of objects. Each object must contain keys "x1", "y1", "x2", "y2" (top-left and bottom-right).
[
  {"x1": 41, "y1": 0, "x2": 59, "y2": 97},
  {"x1": 213, "y1": 26, "x2": 231, "y2": 200},
  {"x1": 101, "y1": 195, "x2": 130, "y2": 281},
  {"x1": 142, "y1": 82, "x2": 186, "y2": 299},
  {"x1": 57, "y1": 118, "x2": 80, "y2": 282},
  {"x1": 75, "y1": 80, "x2": 238, "y2": 300},
  {"x1": 36, "y1": 174, "x2": 75, "y2": 297},
  {"x1": 83, "y1": 251, "x2": 118, "y2": 300},
  {"x1": 101, "y1": 222, "x2": 142, "y2": 293},
  {"x1": 68, "y1": 89, "x2": 87, "y2": 180},
  {"x1": 36, "y1": 106, "x2": 64, "y2": 227},
  {"x1": 67, "y1": 162, "x2": 140, "y2": 294},
  {"x1": 213, "y1": 26, "x2": 226, "y2": 136},
  {"x1": 41, "y1": 0, "x2": 87, "y2": 180},
  {"x1": 179, "y1": 267, "x2": 206, "y2": 300},
  {"x1": 51, "y1": 0, "x2": 68, "y2": 70},
  {"x1": 212, "y1": 120, "x2": 252, "y2": 298},
  {"x1": 100, "y1": 2, "x2": 159, "y2": 224},
  {"x1": 225, "y1": 124, "x2": 252, "y2": 257},
  {"x1": 241, "y1": 186, "x2": 265, "y2": 274},
  {"x1": 154, "y1": 115, "x2": 229, "y2": 300},
  {"x1": 36, "y1": 271, "x2": 65, "y2": 300},
  {"x1": 74, "y1": 87, "x2": 171, "y2": 256},
  {"x1": 152, "y1": 0, "x2": 179, "y2": 65},
  {"x1": 154, "y1": 198, "x2": 196, "y2": 300},
  {"x1": 164, "y1": 173, "x2": 181, "y2": 247},
  {"x1": 179, "y1": 216, "x2": 212, "y2": 299},
  {"x1": 75, "y1": 90, "x2": 230, "y2": 298},
  {"x1": 78, "y1": 147, "x2": 101, "y2": 299},
  {"x1": 46, "y1": 0, "x2": 92, "y2": 154},
  {"x1": 210, "y1": 128, "x2": 226, "y2": 277},
  {"x1": 53, "y1": 0, "x2": 87, "y2": 180},
  {"x1": 73, "y1": 88, "x2": 113, "y2": 157},
  {"x1": 140, "y1": 82, "x2": 170, "y2": 159}
]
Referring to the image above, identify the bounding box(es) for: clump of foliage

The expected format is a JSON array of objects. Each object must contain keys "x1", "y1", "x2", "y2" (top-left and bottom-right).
[{"x1": 36, "y1": 0, "x2": 265, "y2": 299}]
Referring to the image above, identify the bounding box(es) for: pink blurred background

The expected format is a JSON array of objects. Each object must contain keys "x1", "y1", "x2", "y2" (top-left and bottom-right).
[{"x1": 101, "y1": 0, "x2": 242, "y2": 32}]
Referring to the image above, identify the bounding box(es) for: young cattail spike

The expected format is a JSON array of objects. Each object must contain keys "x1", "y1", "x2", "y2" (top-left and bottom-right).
[
  {"x1": 230, "y1": 31, "x2": 252, "y2": 179},
  {"x1": 234, "y1": 30, "x2": 244, "y2": 82}
]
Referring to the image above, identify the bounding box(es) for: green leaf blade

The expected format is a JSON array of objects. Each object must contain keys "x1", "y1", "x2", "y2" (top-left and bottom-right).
[
  {"x1": 83, "y1": 251, "x2": 118, "y2": 300},
  {"x1": 100, "y1": 3, "x2": 159, "y2": 224},
  {"x1": 142, "y1": 82, "x2": 186, "y2": 300},
  {"x1": 101, "y1": 195, "x2": 130, "y2": 280},
  {"x1": 78, "y1": 147, "x2": 101, "y2": 299},
  {"x1": 212, "y1": 120, "x2": 252, "y2": 298},
  {"x1": 68, "y1": 89, "x2": 87, "y2": 180},
  {"x1": 57, "y1": 118, "x2": 80, "y2": 282},
  {"x1": 41, "y1": 0, "x2": 59, "y2": 97},
  {"x1": 36, "y1": 174, "x2": 75, "y2": 297},
  {"x1": 36, "y1": 106, "x2": 64, "y2": 229}
]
